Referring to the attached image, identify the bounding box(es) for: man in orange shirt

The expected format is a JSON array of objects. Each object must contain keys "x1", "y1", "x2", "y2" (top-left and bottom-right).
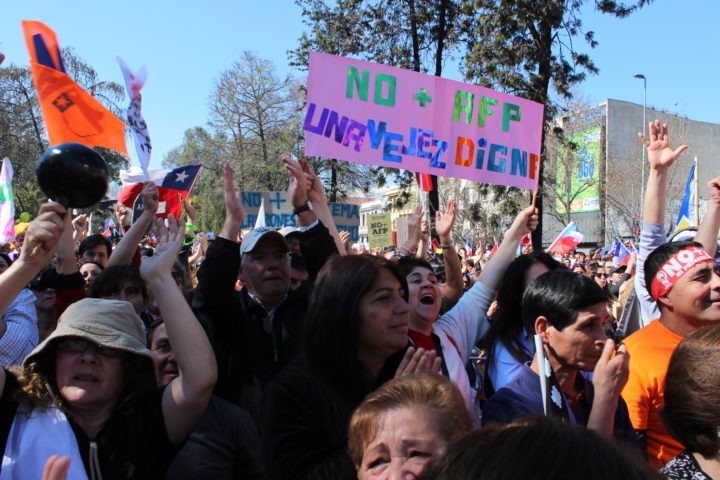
[{"x1": 622, "y1": 120, "x2": 720, "y2": 469}]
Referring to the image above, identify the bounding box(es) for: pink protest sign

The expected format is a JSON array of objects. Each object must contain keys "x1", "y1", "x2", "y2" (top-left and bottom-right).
[{"x1": 304, "y1": 52, "x2": 545, "y2": 191}]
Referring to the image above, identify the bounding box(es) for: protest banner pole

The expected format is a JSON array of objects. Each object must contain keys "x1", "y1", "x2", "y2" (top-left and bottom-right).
[{"x1": 693, "y1": 156, "x2": 699, "y2": 226}]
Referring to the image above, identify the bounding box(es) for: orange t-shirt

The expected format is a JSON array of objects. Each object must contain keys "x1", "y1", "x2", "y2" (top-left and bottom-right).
[{"x1": 621, "y1": 319, "x2": 684, "y2": 469}]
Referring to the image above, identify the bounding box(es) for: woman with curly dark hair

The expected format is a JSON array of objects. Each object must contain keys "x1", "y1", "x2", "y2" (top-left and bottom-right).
[{"x1": 0, "y1": 212, "x2": 216, "y2": 479}]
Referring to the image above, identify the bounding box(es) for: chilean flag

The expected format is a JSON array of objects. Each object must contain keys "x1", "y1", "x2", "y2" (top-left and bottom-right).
[
  {"x1": 613, "y1": 241, "x2": 632, "y2": 266},
  {"x1": 118, "y1": 165, "x2": 201, "y2": 219},
  {"x1": 415, "y1": 172, "x2": 433, "y2": 192},
  {"x1": 546, "y1": 222, "x2": 584, "y2": 254}
]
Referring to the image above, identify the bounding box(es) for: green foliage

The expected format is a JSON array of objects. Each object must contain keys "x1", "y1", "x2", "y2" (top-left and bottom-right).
[
  {"x1": 163, "y1": 127, "x2": 228, "y2": 232},
  {"x1": 461, "y1": 0, "x2": 646, "y2": 113}
]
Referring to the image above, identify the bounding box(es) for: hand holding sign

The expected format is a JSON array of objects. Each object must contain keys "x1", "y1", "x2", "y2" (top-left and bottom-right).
[{"x1": 507, "y1": 205, "x2": 539, "y2": 242}]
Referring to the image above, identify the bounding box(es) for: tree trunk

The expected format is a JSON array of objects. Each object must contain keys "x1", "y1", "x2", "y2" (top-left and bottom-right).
[
  {"x1": 530, "y1": 16, "x2": 553, "y2": 251},
  {"x1": 330, "y1": 159, "x2": 338, "y2": 202},
  {"x1": 428, "y1": 0, "x2": 449, "y2": 232},
  {"x1": 406, "y1": 0, "x2": 421, "y2": 72}
]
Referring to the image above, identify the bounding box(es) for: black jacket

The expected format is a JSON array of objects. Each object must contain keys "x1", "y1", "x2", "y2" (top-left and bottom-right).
[
  {"x1": 192, "y1": 222, "x2": 337, "y2": 421},
  {"x1": 261, "y1": 353, "x2": 405, "y2": 480}
]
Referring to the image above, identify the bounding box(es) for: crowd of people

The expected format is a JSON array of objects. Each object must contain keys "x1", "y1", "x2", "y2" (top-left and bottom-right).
[{"x1": 0, "y1": 121, "x2": 719, "y2": 479}]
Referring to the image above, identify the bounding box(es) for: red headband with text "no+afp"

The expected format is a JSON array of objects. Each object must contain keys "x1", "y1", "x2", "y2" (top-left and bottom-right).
[{"x1": 650, "y1": 246, "x2": 715, "y2": 300}]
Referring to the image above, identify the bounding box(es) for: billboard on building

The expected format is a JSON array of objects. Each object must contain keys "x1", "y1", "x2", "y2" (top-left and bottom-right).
[{"x1": 555, "y1": 126, "x2": 601, "y2": 214}]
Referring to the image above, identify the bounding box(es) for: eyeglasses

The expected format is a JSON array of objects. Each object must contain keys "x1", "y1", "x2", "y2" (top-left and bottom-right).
[
  {"x1": 594, "y1": 273, "x2": 609, "y2": 278},
  {"x1": 56, "y1": 338, "x2": 125, "y2": 358}
]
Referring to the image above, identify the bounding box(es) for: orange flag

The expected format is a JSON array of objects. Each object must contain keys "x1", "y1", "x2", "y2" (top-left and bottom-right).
[{"x1": 22, "y1": 21, "x2": 128, "y2": 155}]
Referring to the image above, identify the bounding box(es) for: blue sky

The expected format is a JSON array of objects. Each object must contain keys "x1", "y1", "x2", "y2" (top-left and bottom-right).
[{"x1": 2, "y1": 0, "x2": 717, "y2": 170}]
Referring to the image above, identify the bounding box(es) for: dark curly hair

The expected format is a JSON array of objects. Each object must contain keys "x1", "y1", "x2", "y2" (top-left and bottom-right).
[{"x1": 14, "y1": 339, "x2": 157, "y2": 416}]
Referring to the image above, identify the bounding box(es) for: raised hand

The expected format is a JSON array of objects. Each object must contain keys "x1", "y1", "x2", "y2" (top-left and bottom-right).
[
  {"x1": 639, "y1": 119, "x2": 689, "y2": 171},
  {"x1": 115, "y1": 202, "x2": 130, "y2": 228},
  {"x1": 300, "y1": 159, "x2": 327, "y2": 205},
  {"x1": 22, "y1": 202, "x2": 69, "y2": 269},
  {"x1": 282, "y1": 154, "x2": 309, "y2": 208},
  {"x1": 71, "y1": 214, "x2": 89, "y2": 244},
  {"x1": 503, "y1": 206, "x2": 539, "y2": 243},
  {"x1": 181, "y1": 196, "x2": 197, "y2": 224},
  {"x1": 140, "y1": 214, "x2": 186, "y2": 282},
  {"x1": 708, "y1": 177, "x2": 720, "y2": 207},
  {"x1": 196, "y1": 232, "x2": 208, "y2": 253},
  {"x1": 436, "y1": 200, "x2": 456, "y2": 242},
  {"x1": 223, "y1": 164, "x2": 245, "y2": 223},
  {"x1": 140, "y1": 181, "x2": 159, "y2": 215}
]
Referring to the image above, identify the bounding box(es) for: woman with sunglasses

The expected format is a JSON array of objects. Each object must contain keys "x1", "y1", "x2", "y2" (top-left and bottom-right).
[
  {"x1": 589, "y1": 264, "x2": 622, "y2": 324},
  {"x1": 0, "y1": 209, "x2": 216, "y2": 479}
]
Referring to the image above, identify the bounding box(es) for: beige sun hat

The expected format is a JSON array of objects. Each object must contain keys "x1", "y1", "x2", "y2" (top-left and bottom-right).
[{"x1": 23, "y1": 298, "x2": 153, "y2": 368}]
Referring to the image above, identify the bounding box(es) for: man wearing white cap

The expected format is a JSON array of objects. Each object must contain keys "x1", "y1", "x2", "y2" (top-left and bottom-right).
[{"x1": 193, "y1": 163, "x2": 337, "y2": 421}]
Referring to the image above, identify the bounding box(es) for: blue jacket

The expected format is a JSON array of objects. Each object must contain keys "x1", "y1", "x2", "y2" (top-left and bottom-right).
[{"x1": 482, "y1": 363, "x2": 639, "y2": 450}]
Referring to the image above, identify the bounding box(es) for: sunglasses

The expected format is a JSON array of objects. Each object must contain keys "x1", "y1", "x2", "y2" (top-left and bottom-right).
[
  {"x1": 56, "y1": 338, "x2": 125, "y2": 358},
  {"x1": 594, "y1": 273, "x2": 609, "y2": 278}
]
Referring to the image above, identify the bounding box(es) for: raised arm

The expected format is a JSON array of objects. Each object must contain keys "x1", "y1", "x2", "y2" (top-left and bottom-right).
[
  {"x1": 640, "y1": 120, "x2": 689, "y2": 225},
  {"x1": 478, "y1": 206, "x2": 539, "y2": 290},
  {"x1": 193, "y1": 164, "x2": 244, "y2": 349},
  {"x1": 56, "y1": 213, "x2": 79, "y2": 275},
  {"x1": 695, "y1": 177, "x2": 720, "y2": 257},
  {"x1": 436, "y1": 200, "x2": 463, "y2": 303},
  {"x1": 0, "y1": 202, "x2": 68, "y2": 320},
  {"x1": 397, "y1": 205, "x2": 423, "y2": 258},
  {"x1": 142, "y1": 215, "x2": 217, "y2": 445},
  {"x1": 295, "y1": 156, "x2": 347, "y2": 255},
  {"x1": 219, "y1": 164, "x2": 245, "y2": 241},
  {"x1": 0, "y1": 203, "x2": 67, "y2": 386},
  {"x1": 635, "y1": 120, "x2": 688, "y2": 323},
  {"x1": 282, "y1": 155, "x2": 318, "y2": 228},
  {"x1": 108, "y1": 182, "x2": 159, "y2": 267}
]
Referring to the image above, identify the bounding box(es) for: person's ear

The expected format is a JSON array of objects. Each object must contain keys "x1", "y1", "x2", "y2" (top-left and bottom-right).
[
  {"x1": 657, "y1": 292, "x2": 673, "y2": 311},
  {"x1": 535, "y1": 316, "x2": 550, "y2": 344},
  {"x1": 238, "y1": 262, "x2": 247, "y2": 283}
]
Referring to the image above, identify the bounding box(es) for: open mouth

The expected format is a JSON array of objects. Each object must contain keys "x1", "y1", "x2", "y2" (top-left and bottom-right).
[
  {"x1": 74, "y1": 374, "x2": 98, "y2": 382},
  {"x1": 420, "y1": 294, "x2": 435, "y2": 305}
]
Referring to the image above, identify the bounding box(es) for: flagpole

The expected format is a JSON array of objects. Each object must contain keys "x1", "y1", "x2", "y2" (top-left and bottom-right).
[
  {"x1": 534, "y1": 334, "x2": 548, "y2": 415},
  {"x1": 693, "y1": 157, "x2": 699, "y2": 226}
]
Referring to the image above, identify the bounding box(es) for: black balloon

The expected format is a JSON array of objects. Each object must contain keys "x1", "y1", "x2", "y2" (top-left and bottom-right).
[{"x1": 36, "y1": 143, "x2": 109, "y2": 208}]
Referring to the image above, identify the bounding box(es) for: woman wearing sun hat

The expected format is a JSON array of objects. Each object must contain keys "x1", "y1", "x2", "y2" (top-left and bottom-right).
[{"x1": 0, "y1": 210, "x2": 216, "y2": 479}]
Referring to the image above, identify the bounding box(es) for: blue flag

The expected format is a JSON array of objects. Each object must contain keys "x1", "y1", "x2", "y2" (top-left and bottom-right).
[{"x1": 675, "y1": 160, "x2": 696, "y2": 231}]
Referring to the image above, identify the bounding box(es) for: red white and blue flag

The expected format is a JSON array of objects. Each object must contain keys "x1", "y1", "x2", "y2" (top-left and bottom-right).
[
  {"x1": 613, "y1": 241, "x2": 631, "y2": 266},
  {"x1": 118, "y1": 164, "x2": 201, "y2": 219},
  {"x1": 546, "y1": 222, "x2": 584, "y2": 254}
]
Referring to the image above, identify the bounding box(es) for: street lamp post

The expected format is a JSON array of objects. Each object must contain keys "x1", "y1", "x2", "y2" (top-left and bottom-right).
[{"x1": 634, "y1": 74, "x2": 647, "y2": 219}]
